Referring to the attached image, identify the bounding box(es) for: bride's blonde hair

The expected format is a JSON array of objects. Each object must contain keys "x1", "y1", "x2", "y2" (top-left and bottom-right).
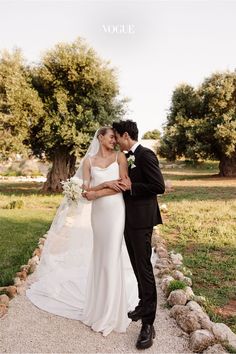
[{"x1": 97, "y1": 126, "x2": 113, "y2": 139}]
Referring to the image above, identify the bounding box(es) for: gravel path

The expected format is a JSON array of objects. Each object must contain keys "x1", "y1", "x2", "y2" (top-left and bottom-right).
[{"x1": 0, "y1": 270, "x2": 192, "y2": 354}]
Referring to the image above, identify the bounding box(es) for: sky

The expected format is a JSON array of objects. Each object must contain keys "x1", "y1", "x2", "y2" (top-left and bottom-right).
[{"x1": 0, "y1": 0, "x2": 236, "y2": 136}]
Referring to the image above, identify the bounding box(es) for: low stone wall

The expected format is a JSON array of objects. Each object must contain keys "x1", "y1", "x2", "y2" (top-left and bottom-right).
[{"x1": 153, "y1": 223, "x2": 236, "y2": 353}]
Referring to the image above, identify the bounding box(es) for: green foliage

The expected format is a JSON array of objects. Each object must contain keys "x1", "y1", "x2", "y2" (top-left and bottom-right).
[
  {"x1": 27, "y1": 38, "x2": 127, "y2": 160},
  {"x1": 0, "y1": 49, "x2": 43, "y2": 159},
  {"x1": 3, "y1": 199, "x2": 24, "y2": 209},
  {"x1": 1, "y1": 169, "x2": 22, "y2": 177},
  {"x1": 160, "y1": 72, "x2": 236, "y2": 175},
  {"x1": 142, "y1": 129, "x2": 161, "y2": 140},
  {"x1": 0, "y1": 39, "x2": 127, "y2": 162},
  {"x1": 167, "y1": 280, "x2": 187, "y2": 295}
]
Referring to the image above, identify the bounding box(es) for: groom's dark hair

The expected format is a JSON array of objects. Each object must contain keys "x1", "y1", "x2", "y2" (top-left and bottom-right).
[{"x1": 112, "y1": 120, "x2": 138, "y2": 141}]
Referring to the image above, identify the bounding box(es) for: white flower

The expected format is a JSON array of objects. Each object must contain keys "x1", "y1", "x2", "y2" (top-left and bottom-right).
[
  {"x1": 61, "y1": 177, "x2": 84, "y2": 204},
  {"x1": 127, "y1": 155, "x2": 136, "y2": 169}
]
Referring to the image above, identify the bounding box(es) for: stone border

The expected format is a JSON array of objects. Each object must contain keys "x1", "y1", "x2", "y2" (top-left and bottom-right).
[
  {"x1": 0, "y1": 233, "x2": 48, "y2": 318},
  {"x1": 152, "y1": 225, "x2": 236, "y2": 353}
]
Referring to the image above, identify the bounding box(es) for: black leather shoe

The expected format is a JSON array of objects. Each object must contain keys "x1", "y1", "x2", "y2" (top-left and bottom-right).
[
  {"x1": 128, "y1": 306, "x2": 143, "y2": 321},
  {"x1": 136, "y1": 324, "x2": 156, "y2": 350}
]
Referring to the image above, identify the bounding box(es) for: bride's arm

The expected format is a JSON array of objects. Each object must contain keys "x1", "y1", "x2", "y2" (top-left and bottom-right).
[
  {"x1": 82, "y1": 158, "x2": 91, "y2": 190},
  {"x1": 118, "y1": 151, "x2": 128, "y2": 180}
]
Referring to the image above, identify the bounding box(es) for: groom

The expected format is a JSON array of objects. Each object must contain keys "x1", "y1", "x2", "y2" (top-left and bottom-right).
[{"x1": 113, "y1": 120, "x2": 165, "y2": 350}]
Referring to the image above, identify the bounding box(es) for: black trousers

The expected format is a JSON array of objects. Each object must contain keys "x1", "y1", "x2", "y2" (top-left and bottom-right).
[{"x1": 124, "y1": 225, "x2": 157, "y2": 325}]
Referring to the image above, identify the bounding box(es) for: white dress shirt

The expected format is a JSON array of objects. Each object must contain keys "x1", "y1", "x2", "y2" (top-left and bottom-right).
[{"x1": 130, "y1": 141, "x2": 140, "y2": 153}]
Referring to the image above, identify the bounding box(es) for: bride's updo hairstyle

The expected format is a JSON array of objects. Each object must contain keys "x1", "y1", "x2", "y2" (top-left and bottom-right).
[{"x1": 97, "y1": 126, "x2": 112, "y2": 140}]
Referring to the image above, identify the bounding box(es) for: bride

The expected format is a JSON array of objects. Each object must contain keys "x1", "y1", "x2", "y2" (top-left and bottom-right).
[{"x1": 26, "y1": 127, "x2": 139, "y2": 337}]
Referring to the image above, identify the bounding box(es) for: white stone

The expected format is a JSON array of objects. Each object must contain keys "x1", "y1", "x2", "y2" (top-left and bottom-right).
[
  {"x1": 187, "y1": 300, "x2": 205, "y2": 313},
  {"x1": 182, "y1": 276, "x2": 192, "y2": 287},
  {"x1": 186, "y1": 301, "x2": 212, "y2": 330},
  {"x1": 170, "y1": 305, "x2": 189, "y2": 319},
  {"x1": 190, "y1": 329, "x2": 215, "y2": 353},
  {"x1": 212, "y1": 323, "x2": 236, "y2": 350},
  {"x1": 167, "y1": 289, "x2": 188, "y2": 306},
  {"x1": 161, "y1": 276, "x2": 174, "y2": 294},
  {"x1": 156, "y1": 246, "x2": 168, "y2": 259},
  {"x1": 38, "y1": 237, "x2": 46, "y2": 245},
  {"x1": 176, "y1": 310, "x2": 201, "y2": 334},
  {"x1": 172, "y1": 270, "x2": 185, "y2": 281},
  {"x1": 13, "y1": 277, "x2": 22, "y2": 287},
  {"x1": 192, "y1": 295, "x2": 207, "y2": 304},
  {"x1": 20, "y1": 264, "x2": 30, "y2": 272},
  {"x1": 155, "y1": 258, "x2": 171, "y2": 269},
  {"x1": 16, "y1": 286, "x2": 26, "y2": 295},
  {"x1": 28, "y1": 255, "x2": 40, "y2": 265},
  {"x1": 0, "y1": 294, "x2": 10, "y2": 306},
  {"x1": 170, "y1": 253, "x2": 183, "y2": 265},
  {"x1": 202, "y1": 344, "x2": 227, "y2": 353},
  {"x1": 184, "y1": 286, "x2": 195, "y2": 300},
  {"x1": 160, "y1": 204, "x2": 168, "y2": 213}
]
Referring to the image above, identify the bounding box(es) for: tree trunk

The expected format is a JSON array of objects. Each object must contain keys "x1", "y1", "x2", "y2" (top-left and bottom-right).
[
  {"x1": 219, "y1": 152, "x2": 236, "y2": 177},
  {"x1": 42, "y1": 150, "x2": 76, "y2": 192}
]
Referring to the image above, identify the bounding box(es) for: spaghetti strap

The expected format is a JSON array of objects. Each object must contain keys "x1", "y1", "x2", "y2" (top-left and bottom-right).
[
  {"x1": 115, "y1": 151, "x2": 119, "y2": 162},
  {"x1": 88, "y1": 157, "x2": 92, "y2": 167}
]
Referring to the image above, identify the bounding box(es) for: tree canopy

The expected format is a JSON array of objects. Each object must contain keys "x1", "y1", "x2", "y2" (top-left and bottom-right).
[
  {"x1": 160, "y1": 72, "x2": 236, "y2": 176},
  {"x1": 0, "y1": 38, "x2": 127, "y2": 190},
  {"x1": 0, "y1": 49, "x2": 43, "y2": 160},
  {"x1": 142, "y1": 129, "x2": 161, "y2": 140}
]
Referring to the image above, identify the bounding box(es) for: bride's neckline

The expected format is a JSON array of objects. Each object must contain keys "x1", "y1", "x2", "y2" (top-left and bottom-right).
[{"x1": 92, "y1": 161, "x2": 117, "y2": 169}]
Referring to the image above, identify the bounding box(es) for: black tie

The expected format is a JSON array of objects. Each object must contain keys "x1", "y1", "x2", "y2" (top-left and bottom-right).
[{"x1": 126, "y1": 150, "x2": 134, "y2": 157}]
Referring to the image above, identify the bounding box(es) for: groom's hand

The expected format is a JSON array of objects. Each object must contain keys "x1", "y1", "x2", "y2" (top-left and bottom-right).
[
  {"x1": 104, "y1": 179, "x2": 124, "y2": 192},
  {"x1": 118, "y1": 176, "x2": 131, "y2": 191}
]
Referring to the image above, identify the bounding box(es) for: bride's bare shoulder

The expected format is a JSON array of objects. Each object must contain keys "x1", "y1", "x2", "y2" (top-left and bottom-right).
[{"x1": 117, "y1": 151, "x2": 127, "y2": 162}]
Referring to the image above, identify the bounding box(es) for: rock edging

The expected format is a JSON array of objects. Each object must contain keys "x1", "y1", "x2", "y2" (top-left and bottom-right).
[
  {"x1": 152, "y1": 226, "x2": 235, "y2": 353},
  {"x1": 0, "y1": 234, "x2": 47, "y2": 318}
]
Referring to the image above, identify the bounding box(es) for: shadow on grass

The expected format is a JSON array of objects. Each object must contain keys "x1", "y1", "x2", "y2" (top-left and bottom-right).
[
  {"x1": 162, "y1": 172, "x2": 221, "y2": 181},
  {"x1": 0, "y1": 182, "x2": 61, "y2": 197},
  {"x1": 0, "y1": 216, "x2": 52, "y2": 287},
  {"x1": 162, "y1": 185, "x2": 236, "y2": 202}
]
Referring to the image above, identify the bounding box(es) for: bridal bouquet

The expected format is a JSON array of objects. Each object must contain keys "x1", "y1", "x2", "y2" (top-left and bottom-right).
[{"x1": 61, "y1": 177, "x2": 84, "y2": 205}]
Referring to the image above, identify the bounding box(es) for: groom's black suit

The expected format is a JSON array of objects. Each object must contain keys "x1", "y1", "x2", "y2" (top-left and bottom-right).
[{"x1": 123, "y1": 144, "x2": 165, "y2": 325}]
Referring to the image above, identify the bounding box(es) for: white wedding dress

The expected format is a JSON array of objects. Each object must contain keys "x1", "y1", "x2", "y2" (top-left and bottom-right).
[{"x1": 26, "y1": 155, "x2": 140, "y2": 336}]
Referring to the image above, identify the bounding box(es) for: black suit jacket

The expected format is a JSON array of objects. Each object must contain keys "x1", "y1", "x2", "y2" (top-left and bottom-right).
[{"x1": 123, "y1": 145, "x2": 165, "y2": 229}]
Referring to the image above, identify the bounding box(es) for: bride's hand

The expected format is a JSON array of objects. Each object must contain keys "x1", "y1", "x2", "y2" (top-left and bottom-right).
[
  {"x1": 83, "y1": 191, "x2": 97, "y2": 200},
  {"x1": 81, "y1": 180, "x2": 90, "y2": 192}
]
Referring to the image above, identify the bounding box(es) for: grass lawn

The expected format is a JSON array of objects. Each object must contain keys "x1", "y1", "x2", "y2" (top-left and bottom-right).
[
  {"x1": 0, "y1": 181, "x2": 62, "y2": 287},
  {"x1": 160, "y1": 160, "x2": 236, "y2": 333}
]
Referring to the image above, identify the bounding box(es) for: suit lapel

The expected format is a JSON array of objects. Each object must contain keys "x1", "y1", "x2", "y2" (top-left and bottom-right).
[
  {"x1": 128, "y1": 144, "x2": 143, "y2": 176},
  {"x1": 133, "y1": 144, "x2": 142, "y2": 158}
]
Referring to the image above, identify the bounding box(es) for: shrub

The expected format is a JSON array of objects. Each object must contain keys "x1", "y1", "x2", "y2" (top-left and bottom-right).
[
  {"x1": 167, "y1": 280, "x2": 187, "y2": 296},
  {"x1": 4, "y1": 200, "x2": 24, "y2": 209}
]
